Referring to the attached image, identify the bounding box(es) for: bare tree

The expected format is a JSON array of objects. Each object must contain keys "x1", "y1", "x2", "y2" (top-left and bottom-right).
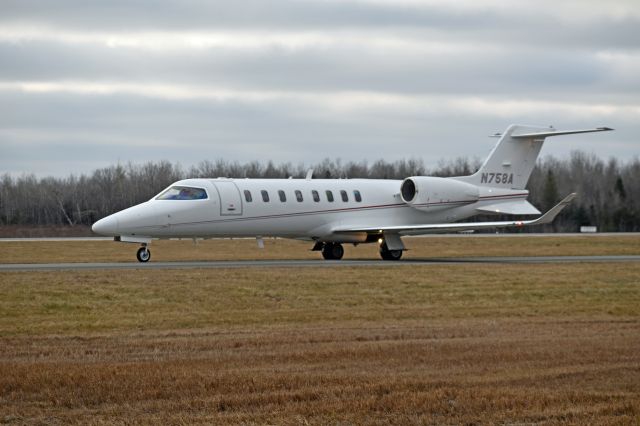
[{"x1": 1, "y1": 153, "x2": 639, "y2": 232}]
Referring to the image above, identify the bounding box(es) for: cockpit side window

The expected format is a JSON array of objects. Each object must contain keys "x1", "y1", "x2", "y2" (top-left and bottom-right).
[{"x1": 156, "y1": 186, "x2": 208, "y2": 200}]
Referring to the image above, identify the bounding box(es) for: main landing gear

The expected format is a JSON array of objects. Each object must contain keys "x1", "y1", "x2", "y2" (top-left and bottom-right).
[
  {"x1": 321, "y1": 242, "x2": 345, "y2": 260},
  {"x1": 136, "y1": 245, "x2": 151, "y2": 263},
  {"x1": 313, "y1": 240, "x2": 403, "y2": 261},
  {"x1": 379, "y1": 241, "x2": 403, "y2": 261}
]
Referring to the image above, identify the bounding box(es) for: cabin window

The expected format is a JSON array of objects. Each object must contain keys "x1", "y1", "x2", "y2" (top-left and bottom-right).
[
  {"x1": 312, "y1": 190, "x2": 320, "y2": 202},
  {"x1": 295, "y1": 190, "x2": 303, "y2": 202},
  {"x1": 278, "y1": 190, "x2": 286, "y2": 202},
  {"x1": 156, "y1": 186, "x2": 208, "y2": 200},
  {"x1": 326, "y1": 190, "x2": 334, "y2": 202},
  {"x1": 354, "y1": 190, "x2": 362, "y2": 202},
  {"x1": 261, "y1": 190, "x2": 270, "y2": 202},
  {"x1": 340, "y1": 190, "x2": 348, "y2": 202},
  {"x1": 244, "y1": 190, "x2": 252, "y2": 202}
]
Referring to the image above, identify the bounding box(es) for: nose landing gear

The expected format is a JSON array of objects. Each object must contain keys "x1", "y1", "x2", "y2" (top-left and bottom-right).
[{"x1": 136, "y1": 245, "x2": 151, "y2": 263}]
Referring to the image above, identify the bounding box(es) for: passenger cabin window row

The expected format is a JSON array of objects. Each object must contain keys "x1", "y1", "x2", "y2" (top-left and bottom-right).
[{"x1": 243, "y1": 189, "x2": 362, "y2": 204}]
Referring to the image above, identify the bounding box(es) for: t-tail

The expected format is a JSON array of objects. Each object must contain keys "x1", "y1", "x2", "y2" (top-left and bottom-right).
[{"x1": 455, "y1": 124, "x2": 613, "y2": 190}]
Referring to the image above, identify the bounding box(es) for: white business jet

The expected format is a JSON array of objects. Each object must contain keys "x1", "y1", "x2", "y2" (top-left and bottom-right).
[{"x1": 92, "y1": 125, "x2": 612, "y2": 262}]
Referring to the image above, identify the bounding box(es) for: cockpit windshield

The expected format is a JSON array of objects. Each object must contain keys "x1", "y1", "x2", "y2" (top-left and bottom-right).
[{"x1": 156, "y1": 186, "x2": 208, "y2": 200}]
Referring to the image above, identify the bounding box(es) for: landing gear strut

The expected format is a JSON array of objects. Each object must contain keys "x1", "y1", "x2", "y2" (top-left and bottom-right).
[
  {"x1": 136, "y1": 245, "x2": 151, "y2": 263},
  {"x1": 379, "y1": 242, "x2": 402, "y2": 261},
  {"x1": 321, "y1": 243, "x2": 344, "y2": 260}
]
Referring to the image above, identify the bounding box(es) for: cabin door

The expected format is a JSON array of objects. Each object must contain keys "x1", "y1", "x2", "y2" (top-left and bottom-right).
[{"x1": 213, "y1": 181, "x2": 243, "y2": 216}]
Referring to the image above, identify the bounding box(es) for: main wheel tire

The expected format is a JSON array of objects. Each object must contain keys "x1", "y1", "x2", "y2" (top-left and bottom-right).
[
  {"x1": 321, "y1": 243, "x2": 333, "y2": 260},
  {"x1": 136, "y1": 247, "x2": 151, "y2": 263},
  {"x1": 321, "y1": 243, "x2": 344, "y2": 260},
  {"x1": 379, "y1": 243, "x2": 402, "y2": 261},
  {"x1": 331, "y1": 243, "x2": 344, "y2": 260}
]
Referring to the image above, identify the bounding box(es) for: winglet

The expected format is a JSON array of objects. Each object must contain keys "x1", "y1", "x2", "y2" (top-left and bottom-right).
[{"x1": 527, "y1": 193, "x2": 577, "y2": 226}]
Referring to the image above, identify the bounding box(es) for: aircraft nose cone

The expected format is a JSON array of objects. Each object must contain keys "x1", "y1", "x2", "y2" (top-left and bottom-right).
[{"x1": 92, "y1": 215, "x2": 119, "y2": 236}]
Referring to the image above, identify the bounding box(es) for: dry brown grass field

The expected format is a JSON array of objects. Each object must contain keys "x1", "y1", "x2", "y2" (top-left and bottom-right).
[{"x1": 0, "y1": 238, "x2": 639, "y2": 424}]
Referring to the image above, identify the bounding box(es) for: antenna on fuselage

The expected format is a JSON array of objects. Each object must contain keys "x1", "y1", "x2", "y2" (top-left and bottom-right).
[{"x1": 305, "y1": 169, "x2": 313, "y2": 180}]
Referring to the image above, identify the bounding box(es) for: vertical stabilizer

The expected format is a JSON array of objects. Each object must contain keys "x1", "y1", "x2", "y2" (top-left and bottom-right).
[{"x1": 455, "y1": 124, "x2": 612, "y2": 190}]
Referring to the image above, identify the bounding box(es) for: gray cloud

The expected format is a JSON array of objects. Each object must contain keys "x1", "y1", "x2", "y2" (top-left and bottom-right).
[
  {"x1": 0, "y1": 0, "x2": 638, "y2": 177},
  {"x1": 0, "y1": 0, "x2": 509, "y2": 31},
  {"x1": 1, "y1": 89, "x2": 636, "y2": 177},
  {"x1": 0, "y1": 40, "x2": 627, "y2": 97},
  {"x1": 2, "y1": 0, "x2": 639, "y2": 50}
]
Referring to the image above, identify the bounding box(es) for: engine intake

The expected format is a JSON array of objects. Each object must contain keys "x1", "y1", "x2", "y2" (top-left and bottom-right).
[{"x1": 400, "y1": 176, "x2": 479, "y2": 211}]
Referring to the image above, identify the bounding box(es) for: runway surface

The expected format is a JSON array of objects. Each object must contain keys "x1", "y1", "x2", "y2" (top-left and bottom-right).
[{"x1": 2, "y1": 255, "x2": 640, "y2": 271}]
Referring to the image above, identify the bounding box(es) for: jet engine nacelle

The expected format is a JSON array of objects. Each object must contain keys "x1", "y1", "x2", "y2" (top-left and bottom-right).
[{"x1": 400, "y1": 176, "x2": 480, "y2": 211}]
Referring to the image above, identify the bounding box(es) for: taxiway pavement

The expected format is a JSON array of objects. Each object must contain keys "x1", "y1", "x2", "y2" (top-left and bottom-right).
[{"x1": 2, "y1": 255, "x2": 639, "y2": 271}]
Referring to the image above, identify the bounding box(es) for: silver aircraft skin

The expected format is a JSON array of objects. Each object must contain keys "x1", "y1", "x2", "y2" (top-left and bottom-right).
[{"x1": 92, "y1": 124, "x2": 612, "y2": 262}]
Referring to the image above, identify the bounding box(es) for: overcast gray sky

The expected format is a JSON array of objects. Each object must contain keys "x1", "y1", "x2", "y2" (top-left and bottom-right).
[{"x1": 1, "y1": 0, "x2": 638, "y2": 177}]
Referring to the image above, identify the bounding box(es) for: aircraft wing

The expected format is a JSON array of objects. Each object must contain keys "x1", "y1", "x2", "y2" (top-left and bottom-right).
[{"x1": 333, "y1": 193, "x2": 576, "y2": 235}]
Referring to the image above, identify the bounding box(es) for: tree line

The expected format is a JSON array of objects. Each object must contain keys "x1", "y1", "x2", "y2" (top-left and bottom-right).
[{"x1": 1, "y1": 152, "x2": 638, "y2": 232}]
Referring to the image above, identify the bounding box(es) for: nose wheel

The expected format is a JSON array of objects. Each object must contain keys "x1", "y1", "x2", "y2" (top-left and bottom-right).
[{"x1": 136, "y1": 246, "x2": 151, "y2": 262}]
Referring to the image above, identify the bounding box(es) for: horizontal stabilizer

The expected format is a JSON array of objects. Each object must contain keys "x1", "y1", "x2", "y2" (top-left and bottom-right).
[
  {"x1": 476, "y1": 200, "x2": 541, "y2": 215},
  {"x1": 512, "y1": 127, "x2": 613, "y2": 139}
]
